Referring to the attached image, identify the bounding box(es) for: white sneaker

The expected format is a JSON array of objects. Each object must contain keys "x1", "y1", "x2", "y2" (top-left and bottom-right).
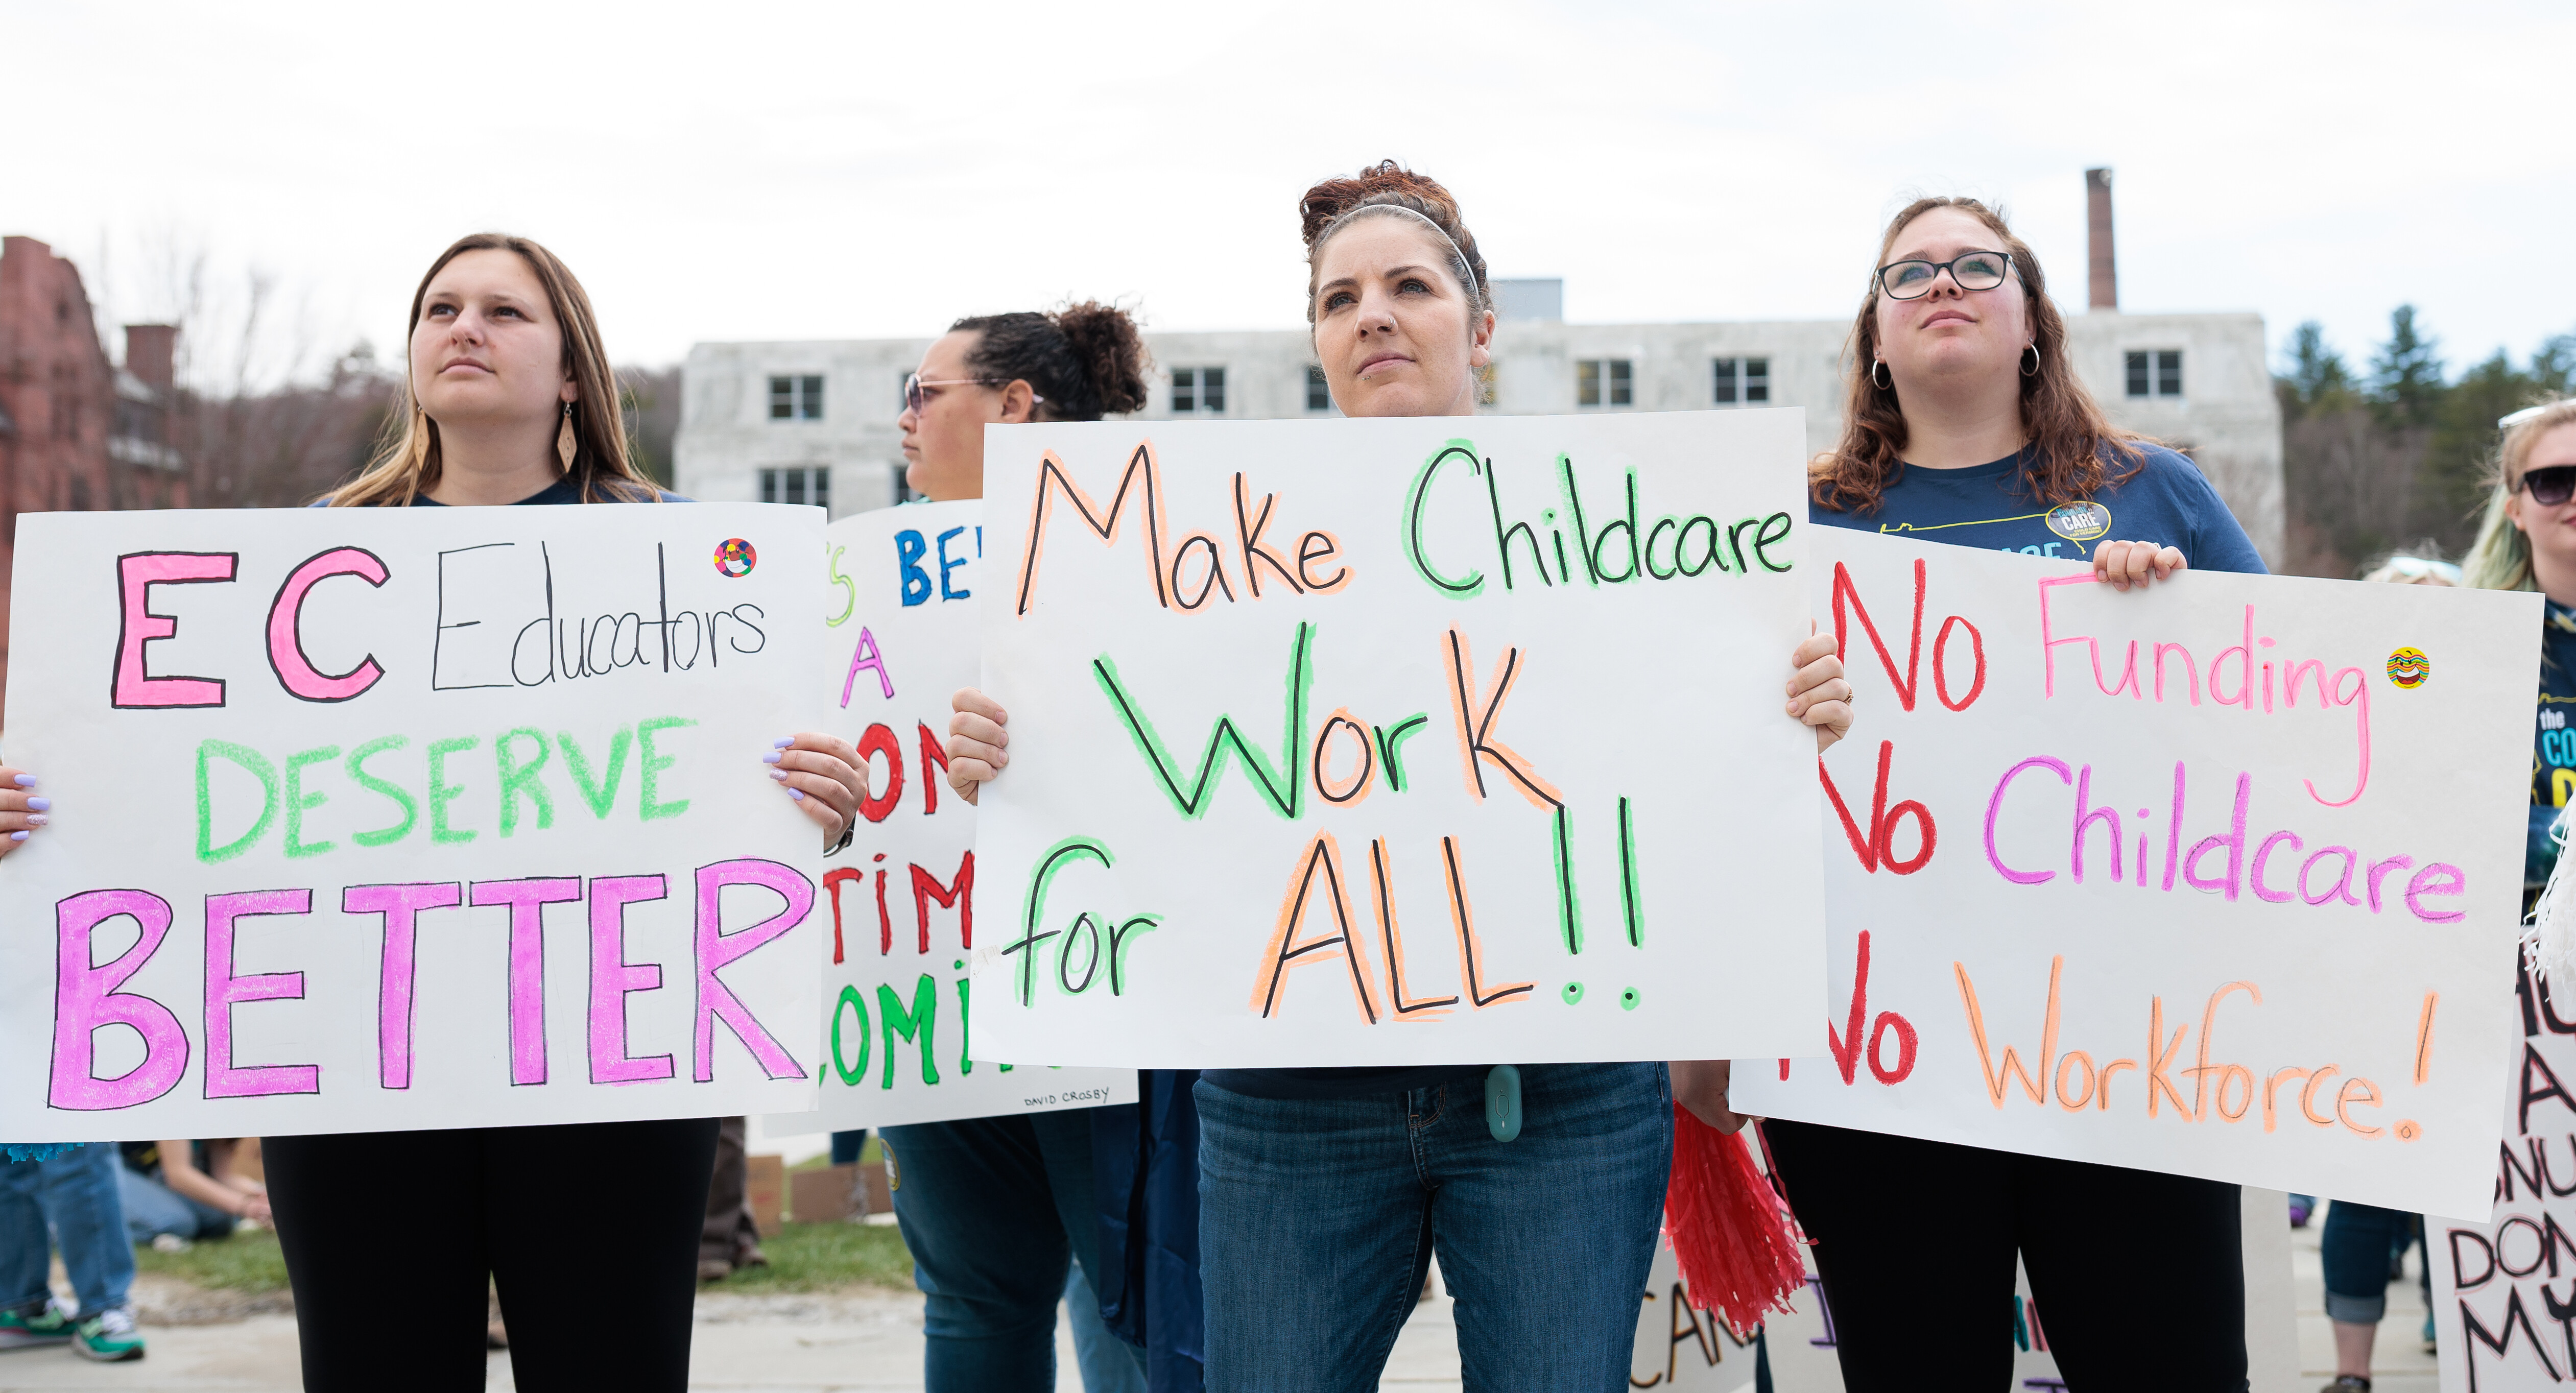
[{"x1": 150, "y1": 1234, "x2": 191, "y2": 1254}]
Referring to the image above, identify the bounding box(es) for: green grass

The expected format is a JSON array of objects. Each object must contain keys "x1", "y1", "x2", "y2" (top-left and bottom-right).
[
  {"x1": 132, "y1": 1228, "x2": 291, "y2": 1294},
  {"x1": 710, "y1": 1220, "x2": 913, "y2": 1293}
]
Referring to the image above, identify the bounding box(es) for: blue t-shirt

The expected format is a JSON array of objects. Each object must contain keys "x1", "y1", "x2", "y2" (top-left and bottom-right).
[
  {"x1": 1809, "y1": 443, "x2": 2268, "y2": 576},
  {"x1": 2529, "y1": 602, "x2": 2576, "y2": 887}
]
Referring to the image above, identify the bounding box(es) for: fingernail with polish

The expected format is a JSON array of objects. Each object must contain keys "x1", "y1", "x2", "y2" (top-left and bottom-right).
[
  {"x1": 25, "y1": 798, "x2": 50, "y2": 812},
  {"x1": 8, "y1": 831, "x2": 24, "y2": 842},
  {"x1": 788, "y1": 788, "x2": 805, "y2": 802},
  {"x1": 11, "y1": 775, "x2": 32, "y2": 788},
  {"x1": 25, "y1": 815, "x2": 45, "y2": 827},
  {"x1": 770, "y1": 770, "x2": 788, "y2": 782},
  {"x1": 762, "y1": 750, "x2": 783, "y2": 764},
  {"x1": 773, "y1": 736, "x2": 795, "y2": 749}
]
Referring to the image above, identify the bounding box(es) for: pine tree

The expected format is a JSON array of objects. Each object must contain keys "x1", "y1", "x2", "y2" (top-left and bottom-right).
[{"x1": 2370, "y1": 305, "x2": 2446, "y2": 427}]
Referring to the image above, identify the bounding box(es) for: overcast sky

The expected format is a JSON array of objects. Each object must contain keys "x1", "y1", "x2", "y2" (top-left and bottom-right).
[{"x1": 6, "y1": 0, "x2": 2569, "y2": 388}]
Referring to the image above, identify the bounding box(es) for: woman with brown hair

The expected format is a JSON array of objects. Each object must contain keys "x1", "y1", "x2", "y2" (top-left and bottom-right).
[
  {"x1": 0, "y1": 232, "x2": 870, "y2": 1391},
  {"x1": 946, "y1": 162, "x2": 1854, "y2": 1392},
  {"x1": 1768, "y1": 196, "x2": 2267, "y2": 1391}
]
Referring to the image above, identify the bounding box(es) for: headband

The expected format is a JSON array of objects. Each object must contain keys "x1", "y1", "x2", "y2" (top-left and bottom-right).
[{"x1": 1317, "y1": 201, "x2": 1483, "y2": 299}]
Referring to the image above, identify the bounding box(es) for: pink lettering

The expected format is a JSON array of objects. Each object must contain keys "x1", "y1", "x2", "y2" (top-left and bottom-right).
[
  {"x1": 470, "y1": 878, "x2": 583, "y2": 1085},
  {"x1": 589, "y1": 875, "x2": 675, "y2": 1085},
  {"x1": 1985, "y1": 756, "x2": 2070, "y2": 885},
  {"x1": 2405, "y1": 863, "x2": 2467, "y2": 924},
  {"x1": 841, "y1": 626, "x2": 894, "y2": 707},
  {"x1": 341, "y1": 882, "x2": 461, "y2": 1090},
  {"x1": 2182, "y1": 772, "x2": 2253, "y2": 900},
  {"x1": 49, "y1": 890, "x2": 189, "y2": 1110},
  {"x1": 694, "y1": 858, "x2": 813, "y2": 1083},
  {"x1": 266, "y1": 547, "x2": 390, "y2": 702},
  {"x1": 202, "y1": 890, "x2": 320, "y2": 1098},
  {"x1": 113, "y1": 552, "x2": 236, "y2": 708}
]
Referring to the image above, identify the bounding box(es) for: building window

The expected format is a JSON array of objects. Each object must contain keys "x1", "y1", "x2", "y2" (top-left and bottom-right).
[
  {"x1": 1713, "y1": 357, "x2": 1770, "y2": 405},
  {"x1": 1173, "y1": 367, "x2": 1226, "y2": 414},
  {"x1": 2125, "y1": 351, "x2": 2183, "y2": 399},
  {"x1": 759, "y1": 467, "x2": 830, "y2": 511},
  {"x1": 1306, "y1": 366, "x2": 1331, "y2": 412},
  {"x1": 769, "y1": 375, "x2": 824, "y2": 420},
  {"x1": 1576, "y1": 359, "x2": 1632, "y2": 408}
]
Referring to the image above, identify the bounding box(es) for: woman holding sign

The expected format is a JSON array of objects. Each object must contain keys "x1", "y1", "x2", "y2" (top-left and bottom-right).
[
  {"x1": 0, "y1": 232, "x2": 870, "y2": 1392},
  {"x1": 881, "y1": 302, "x2": 1168, "y2": 1393},
  {"x1": 947, "y1": 162, "x2": 1857, "y2": 1392},
  {"x1": 1767, "y1": 196, "x2": 2268, "y2": 1391}
]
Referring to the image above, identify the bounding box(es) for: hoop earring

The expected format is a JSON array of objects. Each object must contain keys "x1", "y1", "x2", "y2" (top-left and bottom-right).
[
  {"x1": 2021, "y1": 344, "x2": 2041, "y2": 377},
  {"x1": 557, "y1": 401, "x2": 577, "y2": 468},
  {"x1": 1871, "y1": 359, "x2": 1891, "y2": 391}
]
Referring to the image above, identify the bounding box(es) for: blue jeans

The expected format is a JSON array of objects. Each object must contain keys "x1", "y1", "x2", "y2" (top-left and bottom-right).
[
  {"x1": 0, "y1": 1142, "x2": 135, "y2": 1318},
  {"x1": 882, "y1": 1111, "x2": 1147, "y2": 1393},
  {"x1": 1196, "y1": 1062, "x2": 1672, "y2": 1393},
  {"x1": 117, "y1": 1168, "x2": 238, "y2": 1243},
  {"x1": 2321, "y1": 1199, "x2": 2425, "y2": 1324}
]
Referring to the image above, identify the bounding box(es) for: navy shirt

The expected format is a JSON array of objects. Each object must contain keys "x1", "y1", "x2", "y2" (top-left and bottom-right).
[
  {"x1": 1810, "y1": 443, "x2": 2268, "y2": 575},
  {"x1": 2529, "y1": 602, "x2": 2576, "y2": 887}
]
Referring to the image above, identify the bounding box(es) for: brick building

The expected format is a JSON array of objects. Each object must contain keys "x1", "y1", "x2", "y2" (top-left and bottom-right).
[{"x1": 0, "y1": 235, "x2": 189, "y2": 728}]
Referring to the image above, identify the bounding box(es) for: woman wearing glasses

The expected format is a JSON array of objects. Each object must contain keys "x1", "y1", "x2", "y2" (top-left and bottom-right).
[
  {"x1": 947, "y1": 161, "x2": 1856, "y2": 1392},
  {"x1": 2464, "y1": 401, "x2": 2576, "y2": 892},
  {"x1": 881, "y1": 301, "x2": 1168, "y2": 1393},
  {"x1": 1770, "y1": 196, "x2": 2268, "y2": 1392}
]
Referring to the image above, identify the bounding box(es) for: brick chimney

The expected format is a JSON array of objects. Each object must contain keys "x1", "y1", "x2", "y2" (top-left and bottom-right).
[
  {"x1": 125, "y1": 324, "x2": 177, "y2": 393},
  {"x1": 2085, "y1": 168, "x2": 2117, "y2": 312}
]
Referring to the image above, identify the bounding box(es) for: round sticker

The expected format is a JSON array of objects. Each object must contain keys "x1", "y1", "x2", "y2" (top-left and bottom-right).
[
  {"x1": 713, "y1": 538, "x2": 757, "y2": 578},
  {"x1": 2046, "y1": 501, "x2": 2111, "y2": 543},
  {"x1": 2387, "y1": 647, "x2": 2429, "y2": 689}
]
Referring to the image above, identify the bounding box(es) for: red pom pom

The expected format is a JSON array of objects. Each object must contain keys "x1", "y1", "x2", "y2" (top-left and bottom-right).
[{"x1": 1662, "y1": 1109, "x2": 1806, "y2": 1338}]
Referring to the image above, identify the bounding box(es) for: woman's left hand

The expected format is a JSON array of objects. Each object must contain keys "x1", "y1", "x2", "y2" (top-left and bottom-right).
[
  {"x1": 1789, "y1": 626, "x2": 1854, "y2": 754},
  {"x1": 765, "y1": 733, "x2": 867, "y2": 846},
  {"x1": 2093, "y1": 539, "x2": 2187, "y2": 591},
  {"x1": 1671, "y1": 1059, "x2": 1750, "y2": 1135}
]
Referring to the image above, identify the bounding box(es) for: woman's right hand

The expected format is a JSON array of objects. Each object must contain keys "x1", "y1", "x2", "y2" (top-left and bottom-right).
[
  {"x1": 0, "y1": 767, "x2": 46, "y2": 860},
  {"x1": 947, "y1": 689, "x2": 1010, "y2": 807}
]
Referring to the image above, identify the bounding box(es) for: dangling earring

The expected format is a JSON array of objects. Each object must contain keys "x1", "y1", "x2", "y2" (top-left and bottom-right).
[
  {"x1": 556, "y1": 401, "x2": 577, "y2": 469},
  {"x1": 1871, "y1": 358, "x2": 1891, "y2": 391},
  {"x1": 2021, "y1": 344, "x2": 2041, "y2": 377}
]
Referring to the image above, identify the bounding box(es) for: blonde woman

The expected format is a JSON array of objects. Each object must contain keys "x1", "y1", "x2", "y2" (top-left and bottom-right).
[
  {"x1": 2463, "y1": 400, "x2": 2576, "y2": 891},
  {"x1": 0, "y1": 233, "x2": 868, "y2": 1392}
]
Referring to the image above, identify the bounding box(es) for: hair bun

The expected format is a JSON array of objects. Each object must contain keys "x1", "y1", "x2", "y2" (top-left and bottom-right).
[
  {"x1": 1048, "y1": 301, "x2": 1152, "y2": 418},
  {"x1": 1299, "y1": 159, "x2": 1465, "y2": 248}
]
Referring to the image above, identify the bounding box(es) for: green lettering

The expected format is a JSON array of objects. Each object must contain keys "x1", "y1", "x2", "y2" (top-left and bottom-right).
[
  {"x1": 283, "y1": 744, "x2": 340, "y2": 859},
  {"x1": 1092, "y1": 622, "x2": 1310, "y2": 821},
  {"x1": 195, "y1": 739, "x2": 278, "y2": 864},
  {"x1": 1402, "y1": 441, "x2": 1485, "y2": 598},
  {"x1": 427, "y1": 736, "x2": 478, "y2": 845},
  {"x1": 637, "y1": 716, "x2": 695, "y2": 821},
  {"x1": 558, "y1": 726, "x2": 634, "y2": 819},
  {"x1": 877, "y1": 974, "x2": 940, "y2": 1088},
  {"x1": 828, "y1": 985, "x2": 871, "y2": 1086},
  {"x1": 346, "y1": 736, "x2": 417, "y2": 848},
  {"x1": 495, "y1": 728, "x2": 554, "y2": 837}
]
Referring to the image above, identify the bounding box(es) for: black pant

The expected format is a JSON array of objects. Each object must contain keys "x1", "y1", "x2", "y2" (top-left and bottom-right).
[
  {"x1": 266, "y1": 1118, "x2": 720, "y2": 1392},
  {"x1": 1764, "y1": 1119, "x2": 2248, "y2": 1392}
]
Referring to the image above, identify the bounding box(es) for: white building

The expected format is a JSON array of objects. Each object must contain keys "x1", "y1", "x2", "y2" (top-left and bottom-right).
[{"x1": 675, "y1": 292, "x2": 2284, "y2": 567}]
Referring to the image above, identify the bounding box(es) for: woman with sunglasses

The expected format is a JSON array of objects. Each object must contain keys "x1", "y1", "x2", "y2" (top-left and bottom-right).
[
  {"x1": 1769, "y1": 196, "x2": 2268, "y2": 1392},
  {"x1": 882, "y1": 302, "x2": 1173, "y2": 1393},
  {"x1": 946, "y1": 161, "x2": 1855, "y2": 1392},
  {"x1": 2464, "y1": 401, "x2": 2576, "y2": 893}
]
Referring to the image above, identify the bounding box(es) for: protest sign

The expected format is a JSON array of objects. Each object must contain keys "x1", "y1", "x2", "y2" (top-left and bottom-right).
[
  {"x1": 969, "y1": 413, "x2": 1825, "y2": 1067},
  {"x1": 0, "y1": 503, "x2": 830, "y2": 1140},
  {"x1": 2429, "y1": 963, "x2": 2576, "y2": 1392},
  {"x1": 778, "y1": 501, "x2": 1134, "y2": 1131},
  {"x1": 1732, "y1": 527, "x2": 2537, "y2": 1218}
]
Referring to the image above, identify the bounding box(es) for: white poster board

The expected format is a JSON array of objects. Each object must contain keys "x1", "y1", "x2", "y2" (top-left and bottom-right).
[
  {"x1": 2430, "y1": 963, "x2": 2576, "y2": 1392},
  {"x1": 1733, "y1": 528, "x2": 2536, "y2": 1219},
  {"x1": 0, "y1": 505, "x2": 829, "y2": 1139},
  {"x1": 969, "y1": 413, "x2": 1825, "y2": 1067},
  {"x1": 776, "y1": 501, "x2": 1134, "y2": 1131}
]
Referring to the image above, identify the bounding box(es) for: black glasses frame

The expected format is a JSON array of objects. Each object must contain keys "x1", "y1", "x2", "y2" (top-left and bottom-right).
[
  {"x1": 1875, "y1": 251, "x2": 2016, "y2": 301},
  {"x1": 2524, "y1": 464, "x2": 2576, "y2": 507}
]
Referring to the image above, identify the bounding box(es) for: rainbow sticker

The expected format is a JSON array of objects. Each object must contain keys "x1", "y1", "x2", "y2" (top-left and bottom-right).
[
  {"x1": 2386, "y1": 646, "x2": 2429, "y2": 688},
  {"x1": 713, "y1": 538, "x2": 757, "y2": 578}
]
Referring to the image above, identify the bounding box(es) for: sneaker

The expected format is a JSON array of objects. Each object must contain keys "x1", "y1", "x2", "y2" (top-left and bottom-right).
[
  {"x1": 2424, "y1": 1309, "x2": 2438, "y2": 1353},
  {"x1": 2320, "y1": 1377, "x2": 2371, "y2": 1392},
  {"x1": 71, "y1": 1307, "x2": 143, "y2": 1362},
  {"x1": 0, "y1": 1301, "x2": 71, "y2": 1351},
  {"x1": 150, "y1": 1233, "x2": 191, "y2": 1254}
]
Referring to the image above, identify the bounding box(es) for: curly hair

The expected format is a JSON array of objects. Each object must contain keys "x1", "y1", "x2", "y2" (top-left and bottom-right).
[
  {"x1": 1298, "y1": 160, "x2": 1490, "y2": 326},
  {"x1": 951, "y1": 301, "x2": 1152, "y2": 422},
  {"x1": 1810, "y1": 197, "x2": 2142, "y2": 517}
]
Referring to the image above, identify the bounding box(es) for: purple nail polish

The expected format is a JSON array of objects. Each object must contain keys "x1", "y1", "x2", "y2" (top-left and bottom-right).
[
  {"x1": 11, "y1": 775, "x2": 32, "y2": 788},
  {"x1": 23, "y1": 815, "x2": 45, "y2": 827},
  {"x1": 8, "y1": 831, "x2": 23, "y2": 842},
  {"x1": 761, "y1": 750, "x2": 783, "y2": 764},
  {"x1": 788, "y1": 788, "x2": 805, "y2": 802},
  {"x1": 769, "y1": 770, "x2": 788, "y2": 782},
  {"x1": 24, "y1": 798, "x2": 49, "y2": 812},
  {"x1": 773, "y1": 736, "x2": 796, "y2": 749}
]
